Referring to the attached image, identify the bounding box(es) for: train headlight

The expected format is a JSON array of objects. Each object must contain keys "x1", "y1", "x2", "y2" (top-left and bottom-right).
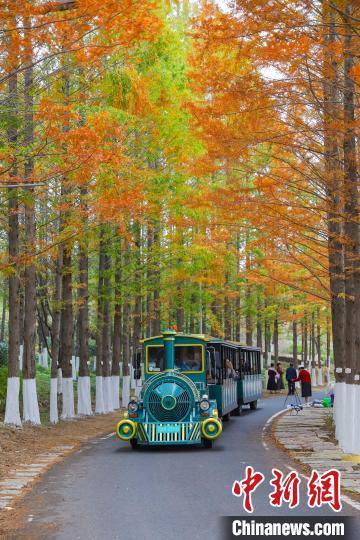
[
  {"x1": 128, "y1": 400, "x2": 139, "y2": 413},
  {"x1": 116, "y1": 419, "x2": 137, "y2": 440},
  {"x1": 199, "y1": 398, "x2": 210, "y2": 412},
  {"x1": 201, "y1": 417, "x2": 222, "y2": 440}
]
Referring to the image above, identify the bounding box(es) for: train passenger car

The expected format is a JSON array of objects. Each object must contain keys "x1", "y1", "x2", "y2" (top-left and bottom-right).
[
  {"x1": 206, "y1": 339, "x2": 262, "y2": 419},
  {"x1": 115, "y1": 331, "x2": 262, "y2": 449}
]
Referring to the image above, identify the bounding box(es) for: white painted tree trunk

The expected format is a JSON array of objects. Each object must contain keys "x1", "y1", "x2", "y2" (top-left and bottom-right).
[
  {"x1": 95, "y1": 376, "x2": 105, "y2": 414},
  {"x1": 77, "y1": 376, "x2": 92, "y2": 416},
  {"x1": 61, "y1": 377, "x2": 75, "y2": 419},
  {"x1": 50, "y1": 377, "x2": 58, "y2": 424},
  {"x1": 42, "y1": 347, "x2": 48, "y2": 368},
  {"x1": 18, "y1": 344, "x2": 23, "y2": 370},
  {"x1": 311, "y1": 368, "x2": 317, "y2": 386},
  {"x1": 4, "y1": 377, "x2": 22, "y2": 426},
  {"x1": 103, "y1": 376, "x2": 113, "y2": 412},
  {"x1": 122, "y1": 375, "x2": 130, "y2": 408},
  {"x1": 134, "y1": 380, "x2": 142, "y2": 399},
  {"x1": 130, "y1": 366, "x2": 136, "y2": 390},
  {"x1": 111, "y1": 375, "x2": 120, "y2": 410},
  {"x1": 317, "y1": 368, "x2": 323, "y2": 386},
  {"x1": 334, "y1": 382, "x2": 347, "y2": 447},
  {"x1": 342, "y1": 384, "x2": 356, "y2": 453},
  {"x1": 57, "y1": 367, "x2": 63, "y2": 394},
  {"x1": 71, "y1": 356, "x2": 77, "y2": 381},
  {"x1": 23, "y1": 378, "x2": 41, "y2": 425},
  {"x1": 352, "y1": 385, "x2": 360, "y2": 454}
]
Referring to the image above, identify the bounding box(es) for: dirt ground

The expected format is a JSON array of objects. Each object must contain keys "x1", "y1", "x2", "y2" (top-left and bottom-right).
[{"x1": 0, "y1": 411, "x2": 122, "y2": 482}]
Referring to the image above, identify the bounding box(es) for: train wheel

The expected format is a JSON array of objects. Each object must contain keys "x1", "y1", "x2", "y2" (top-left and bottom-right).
[
  {"x1": 222, "y1": 413, "x2": 230, "y2": 422},
  {"x1": 250, "y1": 400, "x2": 258, "y2": 410},
  {"x1": 203, "y1": 439, "x2": 213, "y2": 449},
  {"x1": 231, "y1": 404, "x2": 242, "y2": 416},
  {"x1": 130, "y1": 439, "x2": 138, "y2": 449}
]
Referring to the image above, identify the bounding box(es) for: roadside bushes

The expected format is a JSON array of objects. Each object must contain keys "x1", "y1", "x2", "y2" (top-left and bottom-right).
[
  {"x1": 0, "y1": 366, "x2": 7, "y2": 412},
  {"x1": 0, "y1": 342, "x2": 8, "y2": 367}
]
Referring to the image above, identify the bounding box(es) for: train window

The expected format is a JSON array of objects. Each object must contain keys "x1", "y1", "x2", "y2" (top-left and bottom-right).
[
  {"x1": 147, "y1": 346, "x2": 164, "y2": 372},
  {"x1": 175, "y1": 345, "x2": 203, "y2": 372},
  {"x1": 251, "y1": 351, "x2": 255, "y2": 374}
]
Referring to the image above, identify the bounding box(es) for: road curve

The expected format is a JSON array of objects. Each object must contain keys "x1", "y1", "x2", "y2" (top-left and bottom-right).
[{"x1": 14, "y1": 394, "x2": 359, "y2": 539}]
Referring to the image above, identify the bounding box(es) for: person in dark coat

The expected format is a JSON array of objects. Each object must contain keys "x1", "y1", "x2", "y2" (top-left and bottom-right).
[
  {"x1": 276, "y1": 362, "x2": 285, "y2": 391},
  {"x1": 293, "y1": 365, "x2": 312, "y2": 403},
  {"x1": 286, "y1": 362, "x2": 297, "y2": 395},
  {"x1": 267, "y1": 363, "x2": 278, "y2": 393}
]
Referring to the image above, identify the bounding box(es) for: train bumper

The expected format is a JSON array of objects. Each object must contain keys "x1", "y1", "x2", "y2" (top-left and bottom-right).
[{"x1": 130, "y1": 418, "x2": 223, "y2": 445}]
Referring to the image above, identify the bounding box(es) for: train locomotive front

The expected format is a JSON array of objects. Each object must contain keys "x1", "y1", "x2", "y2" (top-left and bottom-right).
[{"x1": 115, "y1": 330, "x2": 222, "y2": 448}]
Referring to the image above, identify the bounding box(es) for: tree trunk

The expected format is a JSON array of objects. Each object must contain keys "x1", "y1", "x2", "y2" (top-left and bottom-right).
[
  {"x1": 5, "y1": 64, "x2": 21, "y2": 426},
  {"x1": 121, "y1": 240, "x2": 131, "y2": 407},
  {"x1": 303, "y1": 315, "x2": 308, "y2": 368},
  {"x1": 95, "y1": 228, "x2": 105, "y2": 413},
  {"x1": 322, "y1": 1, "x2": 345, "y2": 384},
  {"x1": 326, "y1": 316, "x2": 331, "y2": 369},
  {"x1": 339, "y1": 2, "x2": 360, "y2": 454},
  {"x1": 264, "y1": 298, "x2": 271, "y2": 367},
  {"x1": 1, "y1": 287, "x2": 7, "y2": 343},
  {"x1": 50, "y1": 245, "x2": 62, "y2": 423},
  {"x1": 153, "y1": 225, "x2": 161, "y2": 335},
  {"x1": 77, "y1": 187, "x2": 92, "y2": 415},
  {"x1": 133, "y1": 224, "x2": 142, "y2": 346},
  {"x1": 316, "y1": 310, "x2": 322, "y2": 369},
  {"x1": 256, "y1": 293, "x2": 262, "y2": 349},
  {"x1": 273, "y1": 316, "x2": 279, "y2": 364},
  {"x1": 22, "y1": 19, "x2": 40, "y2": 424},
  {"x1": 224, "y1": 282, "x2": 231, "y2": 340},
  {"x1": 146, "y1": 224, "x2": 153, "y2": 336},
  {"x1": 112, "y1": 244, "x2": 122, "y2": 409},
  {"x1": 292, "y1": 315, "x2": 298, "y2": 368}
]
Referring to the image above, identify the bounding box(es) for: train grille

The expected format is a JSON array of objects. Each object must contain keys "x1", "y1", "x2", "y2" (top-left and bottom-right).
[
  {"x1": 137, "y1": 422, "x2": 201, "y2": 443},
  {"x1": 147, "y1": 388, "x2": 190, "y2": 422}
]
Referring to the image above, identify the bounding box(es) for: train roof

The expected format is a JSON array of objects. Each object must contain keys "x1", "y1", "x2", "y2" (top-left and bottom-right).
[{"x1": 141, "y1": 333, "x2": 261, "y2": 351}]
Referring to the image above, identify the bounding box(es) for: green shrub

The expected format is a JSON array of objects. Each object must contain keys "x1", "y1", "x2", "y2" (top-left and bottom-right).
[
  {"x1": 0, "y1": 365, "x2": 8, "y2": 412},
  {"x1": 0, "y1": 341, "x2": 8, "y2": 367}
]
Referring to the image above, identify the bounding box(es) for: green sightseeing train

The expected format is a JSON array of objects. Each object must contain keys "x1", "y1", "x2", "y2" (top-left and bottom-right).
[{"x1": 115, "y1": 330, "x2": 262, "y2": 448}]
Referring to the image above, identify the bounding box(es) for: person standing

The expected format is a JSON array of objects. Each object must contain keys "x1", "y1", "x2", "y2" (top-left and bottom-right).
[
  {"x1": 285, "y1": 362, "x2": 297, "y2": 395},
  {"x1": 293, "y1": 365, "x2": 312, "y2": 404},
  {"x1": 276, "y1": 362, "x2": 285, "y2": 391},
  {"x1": 267, "y1": 363, "x2": 278, "y2": 394}
]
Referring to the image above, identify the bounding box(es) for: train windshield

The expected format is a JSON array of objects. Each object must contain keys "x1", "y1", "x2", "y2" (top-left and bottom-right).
[
  {"x1": 175, "y1": 346, "x2": 202, "y2": 372},
  {"x1": 146, "y1": 344, "x2": 203, "y2": 372},
  {"x1": 147, "y1": 346, "x2": 164, "y2": 372}
]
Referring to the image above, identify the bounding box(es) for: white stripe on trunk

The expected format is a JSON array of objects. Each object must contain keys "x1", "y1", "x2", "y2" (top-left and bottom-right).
[
  {"x1": 95, "y1": 376, "x2": 105, "y2": 414},
  {"x1": 61, "y1": 377, "x2": 75, "y2": 419},
  {"x1": 23, "y1": 378, "x2": 41, "y2": 425},
  {"x1": 4, "y1": 377, "x2": 22, "y2": 426},
  {"x1": 111, "y1": 375, "x2": 120, "y2": 410},
  {"x1": 334, "y1": 381, "x2": 347, "y2": 447},
  {"x1": 77, "y1": 376, "x2": 92, "y2": 416},
  {"x1": 121, "y1": 375, "x2": 130, "y2": 408},
  {"x1": 57, "y1": 367, "x2": 63, "y2": 394},
  {"x1": 50, "y1": 377, "x2": 58, "y2": 423},
  {"x1": 103, "y1": 376, "x2": 114, "y2": 412}
]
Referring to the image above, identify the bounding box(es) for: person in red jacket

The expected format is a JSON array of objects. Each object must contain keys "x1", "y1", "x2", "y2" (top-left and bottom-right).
[{"x1": 293, "y1": 366, "x2": 312, "y2": 404}]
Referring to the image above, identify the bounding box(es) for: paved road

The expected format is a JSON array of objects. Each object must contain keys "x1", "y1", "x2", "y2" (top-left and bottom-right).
[{"x1": 16, "y1": 394, "x2": 359, "y2": 539}]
